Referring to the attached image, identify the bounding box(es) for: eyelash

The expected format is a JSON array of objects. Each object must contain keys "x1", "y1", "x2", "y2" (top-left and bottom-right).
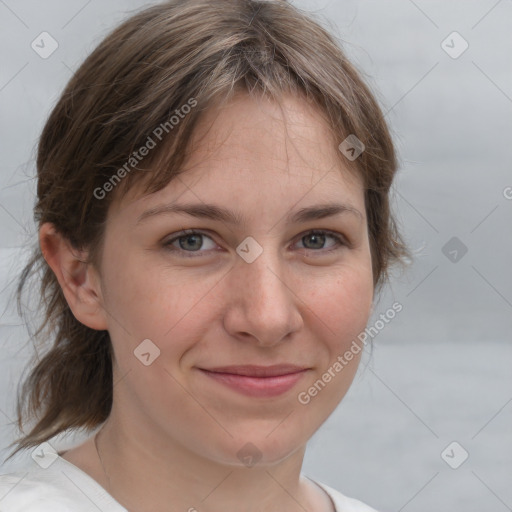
[{"x1": 162, "y1": 229, "x2": 347, "y2": 258}]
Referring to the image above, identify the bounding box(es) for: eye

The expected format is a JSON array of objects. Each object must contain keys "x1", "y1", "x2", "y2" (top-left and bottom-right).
[
  {"x1": 163, "y1": 229, "x2": 218, "y2": 257},
  {"x1": 294, "y1": 230, "x2": 346, "y2": 254},
  {"x1": 162, "y1": 228, "x2": 347, "y2": 258}
]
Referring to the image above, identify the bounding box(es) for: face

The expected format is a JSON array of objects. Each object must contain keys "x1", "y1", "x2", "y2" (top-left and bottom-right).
[{"x1": 95, "y1": 92, "x2": 374, "y2": 466}]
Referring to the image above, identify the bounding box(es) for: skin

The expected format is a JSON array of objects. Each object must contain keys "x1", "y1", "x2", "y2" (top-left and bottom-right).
[{"x1": 41, "y1": 92, "x2": 374, "y2": 512}]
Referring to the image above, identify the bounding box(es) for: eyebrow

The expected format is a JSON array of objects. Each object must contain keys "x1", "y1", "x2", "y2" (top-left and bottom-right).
[{"x1": 136, "y1": 202, "x2": 363, "y2": 227}]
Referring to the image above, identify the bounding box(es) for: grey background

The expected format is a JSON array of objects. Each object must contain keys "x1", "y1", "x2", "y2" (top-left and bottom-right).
[{"x1": 0, "y1": 1, "x2": 511, "y2": 511}]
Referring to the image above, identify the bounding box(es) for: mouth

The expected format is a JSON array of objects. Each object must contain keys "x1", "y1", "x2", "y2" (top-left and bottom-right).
[{"x1": 197, "y1": 365, "x2": 310, "y2": 398}]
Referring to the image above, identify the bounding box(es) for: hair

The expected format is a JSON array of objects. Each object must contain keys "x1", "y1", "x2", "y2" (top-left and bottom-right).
[{"x1": 11, "y1": 0, "x2": 409, "y2": 456}]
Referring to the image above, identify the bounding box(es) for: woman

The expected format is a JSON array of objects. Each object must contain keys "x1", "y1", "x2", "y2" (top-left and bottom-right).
[{"x1": 1, "y1": 0, "x2": 408, "y2": 510}]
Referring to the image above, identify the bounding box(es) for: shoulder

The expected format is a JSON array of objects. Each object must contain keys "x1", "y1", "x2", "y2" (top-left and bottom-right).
[
  {"x1": 0, "y1": 457, "x2": 126, "y2": 512},
  {"x1": 313, "y1": 480, "x2": 380, "y2": 512},
  {"x1": 0, "y1": 468, "x2": 84, "y2": 511}
]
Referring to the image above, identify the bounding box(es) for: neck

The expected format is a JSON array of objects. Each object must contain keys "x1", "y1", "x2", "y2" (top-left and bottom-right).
[{"x1": 94, "y1": 411, "x2": 327, "y2": 512}]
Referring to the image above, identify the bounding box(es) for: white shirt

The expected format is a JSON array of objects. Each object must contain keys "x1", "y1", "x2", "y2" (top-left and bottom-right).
[{"x1": 0, "y1": 456, "x2": 378, "y2": 511}]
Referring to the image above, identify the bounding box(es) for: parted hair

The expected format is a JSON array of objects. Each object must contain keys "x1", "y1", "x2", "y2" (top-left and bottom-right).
[{"x1": 12, "y1": 0, "x2": 409, "y2": 455}]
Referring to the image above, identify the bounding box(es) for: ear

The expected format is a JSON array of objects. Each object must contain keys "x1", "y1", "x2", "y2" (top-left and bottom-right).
[{"x1": 39, "y1": 222, "x2": 108, "y2": 331}]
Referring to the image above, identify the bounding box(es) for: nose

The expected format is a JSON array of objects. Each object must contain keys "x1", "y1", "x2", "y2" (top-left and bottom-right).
[{"x1": 222, "y1": 244, "x2": 304, "y2": 347}]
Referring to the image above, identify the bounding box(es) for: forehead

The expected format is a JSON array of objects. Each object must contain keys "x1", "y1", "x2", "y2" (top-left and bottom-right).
[
  {"x1": 114, "y1": 92, "x2": 365, "y2": 220},
  {"x1": 186, "y1": 92, "x2": 360, "y2": 180}
]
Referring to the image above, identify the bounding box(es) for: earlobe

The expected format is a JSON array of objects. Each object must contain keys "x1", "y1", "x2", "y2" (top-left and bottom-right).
[{"x1": 39, "y1": 223, "x2": 108, "y2": 331}]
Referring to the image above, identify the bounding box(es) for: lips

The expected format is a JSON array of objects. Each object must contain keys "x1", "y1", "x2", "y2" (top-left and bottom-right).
[
  {"x1": 197, "y1": 364, "x2": 310, "y2": 398},
  {"x1": 199, "y1": 364, "x2": 308, "y2": 377}
]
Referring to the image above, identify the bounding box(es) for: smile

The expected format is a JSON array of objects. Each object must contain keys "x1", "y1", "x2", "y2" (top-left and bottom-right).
[{"x1": 197, "y1": 365, "x2": 310, "y2": 398}]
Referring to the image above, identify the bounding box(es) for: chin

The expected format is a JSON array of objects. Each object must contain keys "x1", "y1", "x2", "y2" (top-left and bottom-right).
[{"x1": 198, "y1": 423, "x2": 309, "y2": 469}]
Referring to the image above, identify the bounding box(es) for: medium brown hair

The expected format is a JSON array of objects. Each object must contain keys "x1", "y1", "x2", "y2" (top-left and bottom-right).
[{"x1": 12, "y1": 0, "x2": 409, "y2": 455}]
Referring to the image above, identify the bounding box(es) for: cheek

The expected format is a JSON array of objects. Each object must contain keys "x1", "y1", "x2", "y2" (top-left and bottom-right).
[
  {"x1": 102, "y1": 243, "x2": 373, "y2": 360},
  {"x1": 292, "y1": 262, "x2": 373, "y2": 420},
  {"x1": 304, "y1": 261, "x2": 374, "y2": 348},
  {"x1": 100, "y1": 247, "x2": 218, "y2": 361}
]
